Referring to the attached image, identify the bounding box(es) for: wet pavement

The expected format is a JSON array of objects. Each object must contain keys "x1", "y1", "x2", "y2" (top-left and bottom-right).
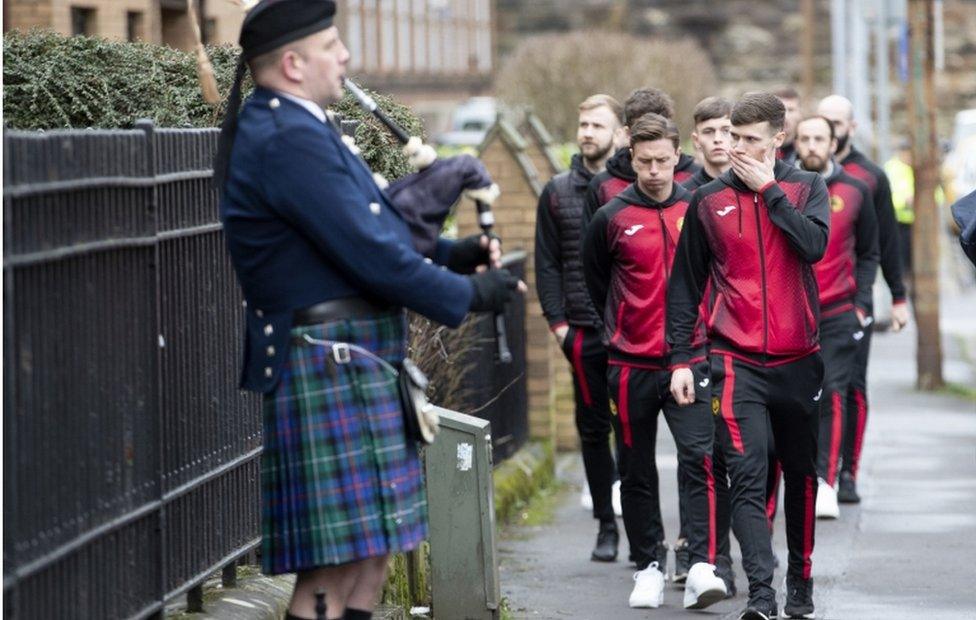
[{"x1": 498, "y1": 288, "x2": 976, "y2": 619}]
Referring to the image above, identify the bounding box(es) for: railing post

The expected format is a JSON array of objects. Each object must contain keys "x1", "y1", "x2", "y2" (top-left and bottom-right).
[{"x1": 222, "y1": 560, "x2": 238, "y2": 588}]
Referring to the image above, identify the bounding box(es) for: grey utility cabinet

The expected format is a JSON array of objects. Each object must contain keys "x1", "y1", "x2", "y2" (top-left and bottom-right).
[{"x1": 425, "y1": 407, "x2": 500, "y2": 619}]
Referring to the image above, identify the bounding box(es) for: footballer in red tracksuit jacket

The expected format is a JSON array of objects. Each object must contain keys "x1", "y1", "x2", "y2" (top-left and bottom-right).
[
  {"x1": 582, "y1": 115, "x2": 727, "y2": 609},
  {"x1": 667, "y1": 154, "x2": 830, "y2": 608},
  {"x1": 809, "y1": 160, "x2": 879, "y2": 489}
]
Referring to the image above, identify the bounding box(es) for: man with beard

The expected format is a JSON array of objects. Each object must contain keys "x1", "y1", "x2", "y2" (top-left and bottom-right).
[
  {"x1": 583, "y1": 88, "x2": 700, "y2": 228},
  {"x1": 794, "y1": 116, "x2": 879, "y2": 519},
  {"x1": 668, "y1": 93, "x2": 829, "y2": 620},
  {"x1": 817, "y1": 94, "x2": 908, "y2": 503},
  {"x1": 582, "y1": 114, "x2": 727, "y2": 610},
  {"x1": 774, "y1": 87, "x2": 802, "y2": 164},
  {"x1": 535, "y1": 94, "x2": 626, "y2": 562}
]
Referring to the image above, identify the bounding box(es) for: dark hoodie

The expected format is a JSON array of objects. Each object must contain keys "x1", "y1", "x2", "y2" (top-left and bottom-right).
[
  {"x1": 667, "y1": 160, "x2": 830, "y2": 367},
  {"x1": 582, "y1": 181, "x2": 707, "y2": 367},
  {"x1": 681, "y1": 166, "x2": 716, "y2": 193},
  {"x1": 811, "y1": 161, "x2": 880, "y2": 318},
  {"x1": 673, "y1": 152, "x2": 702, "y2": 186},
  {"x1": 582, "y1": 147, "x2": 635, "y2": 232}
]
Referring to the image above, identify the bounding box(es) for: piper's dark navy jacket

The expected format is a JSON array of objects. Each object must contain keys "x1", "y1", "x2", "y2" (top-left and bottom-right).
[{"x1": 220, "y1": 87, "x2": 473, "y2": 392}]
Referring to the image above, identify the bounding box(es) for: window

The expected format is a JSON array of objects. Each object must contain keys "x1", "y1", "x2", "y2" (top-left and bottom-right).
[
  {"x1": 126, "y1": 11, "x2": 144, "y2": 42},
  {"x1": 70, "y1": 6, "x2": 95, "y2": 37}
]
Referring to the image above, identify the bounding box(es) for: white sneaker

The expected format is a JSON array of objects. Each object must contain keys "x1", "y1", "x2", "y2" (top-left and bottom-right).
[
  {"x1": 612, "y1": 480, "x2": 623, "y2": 517},
  {"x1": 816, "y1": 478, "x2": 839, "y2": 519},
  {"x1": 580, "y1": 480, "x2": 593, "y2": 511},
  {"x1": 629, "y1": 562, "x2": 665, "y2": 608},
  {"x1": 683, "y1": 562, "x2": 727, "y2": 609}
]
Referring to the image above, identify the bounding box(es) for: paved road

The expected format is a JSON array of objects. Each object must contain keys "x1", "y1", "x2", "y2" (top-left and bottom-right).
[{"x1": 498, "y1": 310, "x2": 976, "y2": 619}]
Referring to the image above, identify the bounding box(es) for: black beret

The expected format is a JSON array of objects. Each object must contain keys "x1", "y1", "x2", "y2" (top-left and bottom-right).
[{"x1": 240, "y1": 0, "x2": 337, "y2": 60}]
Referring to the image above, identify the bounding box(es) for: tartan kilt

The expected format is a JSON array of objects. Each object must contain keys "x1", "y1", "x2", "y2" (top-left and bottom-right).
[{"x1": 261, "y1": 308, "x2": 428, "y2": 574}]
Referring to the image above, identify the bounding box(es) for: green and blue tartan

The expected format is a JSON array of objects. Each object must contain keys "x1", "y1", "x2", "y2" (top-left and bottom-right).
[{"x1": 261, "y1": 309, "x2": 428, "y2": 574}]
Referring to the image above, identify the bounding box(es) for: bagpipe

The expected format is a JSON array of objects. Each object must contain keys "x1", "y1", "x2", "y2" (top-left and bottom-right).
[{"x1": 343, "y1": 78, "x2": 512, "y2": 363}]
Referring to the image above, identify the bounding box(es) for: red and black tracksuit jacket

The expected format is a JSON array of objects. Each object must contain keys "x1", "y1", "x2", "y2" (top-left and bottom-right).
[
  {"x1": 815, "y1": 164, "x2": 880, "y2": 318},
  {"x1": 667, "y1": 161, "x2": 830, "y2": 367},
  {"x1": 583, "y1": 147, "x2": 702, "y2": 230},
  {"x1": 581, "y1": 183, "x2": 707, "y2": 367}
]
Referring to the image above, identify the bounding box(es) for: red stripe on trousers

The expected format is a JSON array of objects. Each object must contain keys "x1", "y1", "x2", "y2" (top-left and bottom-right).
[
  {"x1": 571, "y1": 329, "x2": 592, "y2": 407},
  {"x1": 720, "y1": 356, "x2": 745, "y2": 453},
  {"x1": 704, "y1": 453, "x2": 717, "y2": 563},
  {"x1": 619, "y1": 366, "x2": 632, "y2": 447},
  {"x1": 852, "y1": 388, "x2": 867, "y2": 478},
  {"x1": 827, "y1": 391, "x2": 843, "y2": 485},
  {"x1": 803, "y1": 476, "x2": 815, "y2": 579},
  {"x1": 766, "y1": 460, "x2": 781, "y2": 527}
]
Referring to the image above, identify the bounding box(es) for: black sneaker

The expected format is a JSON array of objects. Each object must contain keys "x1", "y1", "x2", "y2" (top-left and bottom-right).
[
  {"x1": 783, "y1": 576, "x2": 814, "y2": 619},
  {"x1": 837, "y1": 471, "x2": 861, "y2": 504},
  {"x1": 739, "y1": 598, "x2": 778, "y2": 620},
  {"x1": 673, "y1": 539, "x2": 690, "y2": 583},
  {"x1": 591, "y1": 521, "x2": 619, "y2": 562}
]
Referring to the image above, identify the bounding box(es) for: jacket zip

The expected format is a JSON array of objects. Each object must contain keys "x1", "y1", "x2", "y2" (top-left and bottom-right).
[
  {"x1": 658, "y1": 209, "x2": 669, "y2": 358},
  {"x1": 754, "y1": 192, "x2": 769, "y2": 356}
]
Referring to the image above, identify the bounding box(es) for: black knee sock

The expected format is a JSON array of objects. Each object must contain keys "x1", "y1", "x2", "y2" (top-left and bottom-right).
[
  {"x1": 285, "y1": 612, "x2": 314, "y2": 620},
  {"x1": 343, "y1": 609, "x2": 372, "y2": 620}
]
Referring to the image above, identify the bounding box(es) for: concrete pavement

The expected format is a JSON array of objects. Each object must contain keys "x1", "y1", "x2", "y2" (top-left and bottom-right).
[{"x1": 498, "y1": 292, "x2": 976, "y2": 619}]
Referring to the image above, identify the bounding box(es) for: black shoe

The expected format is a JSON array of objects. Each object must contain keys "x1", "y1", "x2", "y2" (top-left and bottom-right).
[
  {"x1": 837, "y1": 471, "x2": 861, "y2": 504},
  {"x1": 591, "y1": 521, "x2": 619, "y2": 562},
  {"x1": 673, "y1": 539, "x2": 690, "y2": 583},
  {"x1": 739, "y1": 599, "x2": 778, "y2": 620},
  {"x1": 783, "y1": 575, "x2": 814, "y2": 619}
]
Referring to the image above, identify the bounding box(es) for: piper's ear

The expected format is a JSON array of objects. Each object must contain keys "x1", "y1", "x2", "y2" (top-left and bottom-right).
[{"x1": 771, "y1": 130, "x2": 786, "y2": 149}]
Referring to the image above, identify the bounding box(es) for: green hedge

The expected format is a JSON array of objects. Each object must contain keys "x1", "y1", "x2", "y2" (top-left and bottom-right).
[{"x1": 2, "y1": 29, "x2": 422, "y2": 179}]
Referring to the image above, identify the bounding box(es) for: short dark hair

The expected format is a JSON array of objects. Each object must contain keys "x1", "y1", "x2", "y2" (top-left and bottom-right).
[
  {"x1": 624, "y1": 88, "x2": 675, "y2": 126},
  {"x1": 731, "y1": 92, "x2": 785, "y2": 132},
  {"x1": 772, "y1": 86, "x2": 801, "y2": 101},
  {"x1": 693, "y1": 96, "x2": 733, "y2": 126},
  {"x1": 629, "y1": 113, "x2": 678, "y2": 150},
  {"x1": 796, "y1": 115, "x2": 835, "y2": 141}
]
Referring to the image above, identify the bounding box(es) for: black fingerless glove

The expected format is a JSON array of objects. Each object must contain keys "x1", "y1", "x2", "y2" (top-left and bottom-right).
[
  {"x1": 447, "y1": 234, "x2": 492, "y2": 274},
  {"x1": 468, "y1": 269, "x2": 519, "y2": 312}
]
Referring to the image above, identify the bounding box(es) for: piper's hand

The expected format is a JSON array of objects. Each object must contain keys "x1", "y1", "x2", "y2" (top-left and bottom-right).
[
  {"x1": 464, "y1": 183, "x2": 501, "y2": 208},
  {"x1": 891, "y1": 301, "x2": 910, "y2": 332},
  {"x1": 468, "y1": 269, "x2": 527, "y2": 313},
  {"x1": 403, "y1": 136, "x2": 437, "y2": 171},
  {"x1": 447, "y1": 234, "x2": 502, "y2": 274},
  {"x1": 670, "y1": 367, "x2": 696, "y2": 406},
  {"x1": 729, "y1": 147, "x2": 776, "y2": 193}
]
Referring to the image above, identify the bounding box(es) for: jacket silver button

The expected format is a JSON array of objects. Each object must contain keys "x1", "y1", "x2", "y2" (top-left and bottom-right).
[
  {"x1": 264, "y1": 324, "x2": 273, "y2": 336},
  {"x1": 264, "y1": 366, "x2": 273, "y2": 377},
  {"x1": 255, "y1": 309, "x2": 264, "y2": 318},
  {"x1": 269, "y1": 97, "x2": 281, "y2": 109},
  {"x1": 267, "y1": 345, "x2": 276, "y2": 356},
  {"x1": 369, "y1": 202, "x2": 381, "y2": 215}
]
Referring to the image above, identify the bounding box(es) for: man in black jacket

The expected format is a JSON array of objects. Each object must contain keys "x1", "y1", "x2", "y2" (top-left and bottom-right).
[
  {"x1": 817, "y1": 94, "x2": 909, "y2": 503},
  {"x1": 535, "y1": 94, "x2": 626, "y2": 561},
  {"x1": 668, "y1": 93, "x2": 830, "y2": 620}
]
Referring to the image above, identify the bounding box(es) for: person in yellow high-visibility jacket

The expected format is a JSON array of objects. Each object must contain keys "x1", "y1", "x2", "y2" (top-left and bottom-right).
[{"x1": 884, "y1": 143, "x2": 946, "y2": 276}]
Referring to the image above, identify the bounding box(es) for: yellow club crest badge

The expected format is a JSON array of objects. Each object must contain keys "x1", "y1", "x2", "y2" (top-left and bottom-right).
[
  {"x1": 830, "y1": 195, "x2": 845, "y2": 213},
  {"x1": 609, "y1": 399, "x2": 618, "y2": 416},
  {"x1": 676, "y1": 216, "x2": 685, "y2": 232},
  {"x1": 711, "y1": 396, "x2": 721, "y2": 415}
]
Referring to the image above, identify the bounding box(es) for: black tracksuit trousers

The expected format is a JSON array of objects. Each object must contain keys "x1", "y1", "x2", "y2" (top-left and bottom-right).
[
  {"x1": 816, "y1": 311, "x2": 864, "y2": 485},
  {"x1": 607, "y1": 361, "x2": 717, "y2": 570},
  {"x1": 711, "y1": 352, "x2": 823, "y2": 602},
  {"x1": 842, "y1": 322, "x2": 873, "y2": 480},
  {"x1": 561, "y1": 326, "x2": 618, "y2": 524}
]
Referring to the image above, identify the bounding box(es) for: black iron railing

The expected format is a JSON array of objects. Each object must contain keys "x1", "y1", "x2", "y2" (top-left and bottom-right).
[{"x1": 3, "y1": 122, "x2": 527, "y2": 618}]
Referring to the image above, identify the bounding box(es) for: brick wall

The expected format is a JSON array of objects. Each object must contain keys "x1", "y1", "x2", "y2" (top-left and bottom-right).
[{"x1": 460, "y1": 121, "x2": 556, "y2": 442}]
